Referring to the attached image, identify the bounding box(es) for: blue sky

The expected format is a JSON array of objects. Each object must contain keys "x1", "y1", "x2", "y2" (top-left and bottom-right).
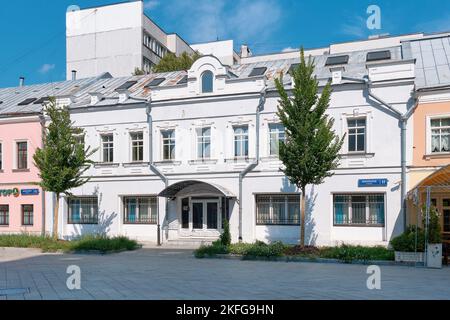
[{"x1": 0, "y1": 0, "x2": 449, "y2": 88}]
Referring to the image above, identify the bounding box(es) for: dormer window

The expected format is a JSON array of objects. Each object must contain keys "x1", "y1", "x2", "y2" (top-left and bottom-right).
[{"x1": 201, "y1": 71, "x2": 214, "y2": 93}]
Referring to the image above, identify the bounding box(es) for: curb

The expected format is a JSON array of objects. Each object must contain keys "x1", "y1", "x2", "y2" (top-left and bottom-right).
[{"x1": 205, "y1": 254, "x2": 417, "y2": 267}]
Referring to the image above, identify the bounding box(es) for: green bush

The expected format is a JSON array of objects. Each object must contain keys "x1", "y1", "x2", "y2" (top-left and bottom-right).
[
  {"x1": 390, "y1": 226, "x2": 425, "y2": 252},
  {"x1": 220, "y1": 219, "x2": 231, "y2": 247},
  {"x1": 69, "y1": 235, "x2": 140, "y2": 253},
  {"x1": 423, "y1": 205, "x2": 442, "y2": 244},
  {"x1": 320, "y1": 244, "x2": 395, "y2": 263},
  {"x1": 195, "y1": 240, "x2": 228, "y2": 258},
  {"x1": 243, "y1": 241, "x2": 286, "y2": 258}
]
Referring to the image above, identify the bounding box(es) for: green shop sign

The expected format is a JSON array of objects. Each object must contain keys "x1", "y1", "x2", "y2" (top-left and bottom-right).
[
  {"x1": 0, "y1": 188, "x2": 20, "y2": 197},
  {"x1": 0, "y1": 188, "x2": 39, "y2": 197}
]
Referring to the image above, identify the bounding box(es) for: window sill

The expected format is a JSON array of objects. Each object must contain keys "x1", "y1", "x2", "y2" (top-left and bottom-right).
[
  {"x1": 225, "y1": 157, "x2": 256, "y2": 163},
  {"x1": 124, "y1": 222, "x2": 157, "y2": 225},
  {"x1": 68, "y1": 223, "x2": 99, "y2": 225},
  {"x1": 188, "y1": 159, "x2": 218, "y2": 165},
  {"x1": 154, "y1": 160, "x2": 182, "y2": 166},
  {"x1": 424, "y1": 153, "x2": 450, "y2": 160},
  {"x1": 256, "y1": 224, "x2": 301, "y2": 226},
  {"x1": 334, "y1": 224, "x2": 385, "y2": 228},
  {"x1": 260, "y1": 156, "x2": 282, "y2": 162},
  {"x1": 94, "y1": 163, "x2": 120, "y2": 168},
  {"x1": 123, "y1": 162, "x2": 150, "y2": 168},
  {"x1": 340, "y1": 152, "x2": 375, "y2": 159},
  {"x1": 12, "y1": 169, "x2": 30, "y2": 173}
]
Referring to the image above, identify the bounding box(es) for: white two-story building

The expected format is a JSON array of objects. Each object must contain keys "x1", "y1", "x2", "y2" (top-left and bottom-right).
[{"x1": 41, "y1": 43, "x2": 415, "y2": 246}]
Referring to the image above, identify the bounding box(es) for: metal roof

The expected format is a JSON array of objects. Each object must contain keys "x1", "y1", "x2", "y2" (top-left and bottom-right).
[
  {"x1": 159, "y1": 180, "x2": 236, "y2": 198},
  {"x1": 403, "y1": 35, "x2": 450, "y2": 89}
]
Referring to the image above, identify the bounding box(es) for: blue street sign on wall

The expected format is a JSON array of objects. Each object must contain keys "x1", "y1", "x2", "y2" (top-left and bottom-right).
[
  {"x1": 358, "y1": 179, "x2": 388, "y2": 188},
  {"x1": 21, "y1": 189, "x2": 40, "y2": 196}
]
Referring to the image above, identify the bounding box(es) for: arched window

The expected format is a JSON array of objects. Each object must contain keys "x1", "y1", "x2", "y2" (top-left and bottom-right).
[{"x1": 201, "y1": 71, "x2": 214, "y2": 93}]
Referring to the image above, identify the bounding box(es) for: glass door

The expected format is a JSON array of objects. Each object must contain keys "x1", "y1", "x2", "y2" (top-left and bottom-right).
[
  {"x1": 190, "y1": 199, "x2": 221, "y2": 231},
  {"x1": 192, "y1": 202, "x2": 204, "y2": 230}
]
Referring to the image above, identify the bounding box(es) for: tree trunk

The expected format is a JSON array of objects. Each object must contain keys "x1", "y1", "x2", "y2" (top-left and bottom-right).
[
  {"x1": 53, "y1": 194, "x2": 60, "y2": 240},
  {"x1": 300, "y1": 186, "x2": 306, "y2": 246}
]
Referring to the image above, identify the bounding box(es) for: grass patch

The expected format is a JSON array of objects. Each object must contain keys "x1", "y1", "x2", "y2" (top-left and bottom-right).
[
  {"x1": 195, "y1": 241, "x2": 395, "y2": 263},
  {"x1": 0, "y1": 234, "x2": 140, "y2": 254}
]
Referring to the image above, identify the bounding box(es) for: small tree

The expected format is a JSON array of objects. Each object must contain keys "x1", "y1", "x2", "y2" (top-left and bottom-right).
[
  {"x1": 275, "y1": 48, "x2": 345, "y2": 246},
  {"x1": 153, "y1": 51, "x2": 201, "y2": 73},
  {"x1": 132, "y1": 68, "x2": 146, "y2": 76},
  {"x1": 34, "y1": 98, "x2": 97, "y2": 239},
  {"x1": 220, "y1": 219, "x2": 231, "y2": 247}
]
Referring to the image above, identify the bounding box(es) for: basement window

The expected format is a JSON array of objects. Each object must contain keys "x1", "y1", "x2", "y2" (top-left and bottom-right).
[
  {"x1": 147, "y1": 78, "x2": 166, "y2": 87},
  {"x1": 18, "y1": 98, "x2": 37, "y2": 106},
  {"x1": 367, "y1": 50, "x2": 391, "y2": 62},
  {"x1": 325, "y1": 55, "x2": 349, "y2": 66},
  {"x1": 248, "y1": 67, "x2": 267, "y2": 77}
]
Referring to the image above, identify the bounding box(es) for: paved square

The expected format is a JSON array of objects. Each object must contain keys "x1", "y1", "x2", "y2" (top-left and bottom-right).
[{"x1": 0, "y1": 247, "x2": 449, "y2": 300}]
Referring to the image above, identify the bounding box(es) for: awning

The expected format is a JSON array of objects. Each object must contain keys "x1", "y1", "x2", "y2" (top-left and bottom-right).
[
  {"x1": 408, "y1": 164, "x2": 450, "y2": 197},
  {"x1": 158, "y1": 180, "x2": 236, "y2": 198}
]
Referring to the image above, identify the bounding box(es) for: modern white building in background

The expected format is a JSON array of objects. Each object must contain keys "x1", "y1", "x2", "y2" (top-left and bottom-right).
[{"x1": 66, "y1": 0, "x2": 240, "y2": 79}]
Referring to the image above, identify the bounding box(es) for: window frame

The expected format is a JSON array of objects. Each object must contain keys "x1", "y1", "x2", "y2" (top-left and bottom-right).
[
  {"x1": 130, "y1": 131, "x2": 144, "y2": 163},
  {"x1": 201, "y1": 71, "x2": 214, "y2": 94},
  {"x1": 22, "y1": 204, "x2": 34, "y2": 226},
  {"x1": 16, "y1": 141, "x2": 28, "y2": 170},
  {"x1": 67, "y1": 197, "x2": 99, "y2": 225},
  {"x1": 123, "y1": 196, "x2": 158, "y2": 225},
  {"x1": 268, "y1": 123, "x2": 286, "y2": 156},
  {"x1": 347, "y1": 117, "x2": 367, "y2": 153},
  {"x1": 255, "y1": 194, "x2": 301, "y2": 226},
  {"x1": 196, "y1": 127, "x2": 212, "y2": 160},
  {"x1": 161, "y1": 129, "x2": 176, "y2": 161},
  {"x1": 0, "y1": 205, "x2": 9, "y2": 226},
  {"x1": 333, "y1": 193, "x2": 386, "y2": 227},
  {"x1": 100, "y1": 134, "x2": 114, "y2": 163},
  {"x1": 233, "y1": 125, "x2": 249, "y2": 158},
  {"x1": 427, "y1": 115, "x2": 450, "y2": 155}
]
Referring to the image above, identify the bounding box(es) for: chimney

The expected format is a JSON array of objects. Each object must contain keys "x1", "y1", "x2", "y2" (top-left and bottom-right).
[
  {"x1": 89, "y1": 92, "x2": 104, "y2": 105},
  {"x1": 71, "y1": 70, "x2": 77, "y2": 81},
  {"x1": 116, "y1": 89, "x2": 130, "y2": 103},
  {"x1": 19, "y1": 77, "x2": 25, "y2": 87},
  {"x1": 240, "y1": 44, "x2": 252, "y2": 58},
  {"x1": 330, "y1": 67, "x2": 344, "y2": 85}
]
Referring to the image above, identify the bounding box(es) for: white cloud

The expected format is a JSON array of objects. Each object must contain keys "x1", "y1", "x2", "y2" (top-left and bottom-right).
[
  {"x1": 340, "y1": 16, "x2": 369, "y2": 38},
  {"x1": 282, "y1": 47, "x2": 298, "y2": 53},
  {"x1": 38, "y1": 63, "x2": 55, "y2": 74},
  {"x1": 143, "y1": 0, "x2": 160, "y2": 10}
]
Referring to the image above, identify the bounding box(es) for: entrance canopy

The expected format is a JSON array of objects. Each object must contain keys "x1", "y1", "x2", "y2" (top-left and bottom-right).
[
  {"x1": 158, "y1": 180, "x2": 236, "y2": 198},
  {"x1": 409, "y1": 164, "x2": 450, "y2": 196}
]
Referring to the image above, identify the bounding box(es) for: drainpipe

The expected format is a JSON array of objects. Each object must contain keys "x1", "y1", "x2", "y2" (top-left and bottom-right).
[
  {"x1": 344, "y1": 76, "x2": 416, "y2": 232},
  {"x1": 238, "y1": 85, "x2": 267, "y2": 242},
  {"x1": 132, "y1": 96, "x2": 168, "y2": 247}
]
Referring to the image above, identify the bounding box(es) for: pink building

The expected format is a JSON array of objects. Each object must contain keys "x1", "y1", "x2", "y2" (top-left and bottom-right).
[{"x1": 0, "y1": 114, "x2": 44, "y2": 234}]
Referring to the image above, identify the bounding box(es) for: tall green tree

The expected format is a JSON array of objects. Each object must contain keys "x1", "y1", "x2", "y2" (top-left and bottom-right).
[
  {"x1": 275, "y1": 49, "x2": 345, "y2": 246},
  {"x1": 34, "y1": 98, "x2": 97, "y2": 239},
  {"x1": 152, "y1": 51, "x2": 201, "y2": 73}
]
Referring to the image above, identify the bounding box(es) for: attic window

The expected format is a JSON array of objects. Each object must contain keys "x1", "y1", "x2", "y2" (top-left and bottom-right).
[
  {"x1": 367, "y1": 50, "x2": 391, "y2": 62},
  {"x1": 325, "y1": 55, "x2": 349, "y2": 66},
  {"x1": 34, "y1": 97, "x2": 50, "y2": 105},
  {"x1": 147, "y1": 78, "x2": 166, "y2": 87},
  {"x1": 289, "y1": 63, "x2": 300, "y2": 75},
  {"x1": 18, "y1": 98, "x2": 37, "y2": 106},
  {"x1": 248, "y1": 67, "x2": 267, "y2": 77},
  {"x1": 177, "y1": 75, "x2": 188, "y2": 85},
  {"x1": 115, "y1": 81, "x2": 137, "y2": 91}
]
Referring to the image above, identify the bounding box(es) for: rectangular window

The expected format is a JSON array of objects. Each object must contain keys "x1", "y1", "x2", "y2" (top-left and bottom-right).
[
  {"x1": 101, "y1": 134, "x2": 114, "y2": 163},
  {"x1": 234, "y1": 126, "x2": 249, "y2": 158},
  {"x1": 124, "y1": 197, "x2": 158, "y2": 224},
  {"x1": 269, "y1": 124, "x2": 285, "y2": 156},
  {"x1": 17, "y1": 141, "x2": 28, "y2": 169},
  {"x1": 197, "y1": 127, "x2": 211, "y2": 159},
  {"x1": 68, "y1": 197, "x2": 98, "y2": 224},
  {"x1": 0, "y1": 205, "x2": 9, "y2": 226},
  {"x1": 131, "y1": 132, "x2": 144, "y2": 162},
  {"x1": 74, "y1": 135, "x2": 85, "y2": 149},
  {"x1": 256, "y1": 194, "x2": 300, "y2": 225},
  {"x1": 431, "y1": 118, "x2": 450, "y2": 153},
  {"x1": 334, "y1": 194, "x2": 385, "y2": 226},
  {"x1": 22, "y1": 205, "x2": 34, "y2": 226},
  {"x1": 162, "y1": 130, "x2": 175, "y2": 161},
  {"x1": 348, "y1": 118, "x2": 366, "y2": 153}
]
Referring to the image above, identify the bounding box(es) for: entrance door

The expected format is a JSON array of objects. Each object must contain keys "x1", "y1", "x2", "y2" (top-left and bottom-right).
[
  {"x1": 430, "y1": 195, "x2": 450, "y2": 241},
  {"x1": 191, "y1": 199, "x2": 221, "y2": 231}
]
